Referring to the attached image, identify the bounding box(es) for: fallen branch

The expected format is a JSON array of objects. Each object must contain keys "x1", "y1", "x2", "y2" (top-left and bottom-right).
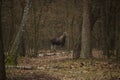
[{"x1": 6, "y1": 65, "x2": 33, "y2": 70}]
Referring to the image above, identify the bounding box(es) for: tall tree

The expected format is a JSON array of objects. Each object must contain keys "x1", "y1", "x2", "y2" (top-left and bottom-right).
[
  {"x1": 7, "y1": 0, "x2": 31, "y2": 65},
  {"x1": 73, "y1": 0, "x2": 82, "y2": 59},
  {"x1": 114, "y1": 0, "x2": 120, "y2": 62},
  {"x1": 73, "y1": 37, "x2": 81, "y2": 59},
  {"x1": 101, "y1": 0, "x2": 117, "y2": 58},
  {"x1": 0, "y1": 0, "x2": 6, "y2": 79},
  {"x1": 80, "y1": 0, "x2": 92, "y2": 58}
]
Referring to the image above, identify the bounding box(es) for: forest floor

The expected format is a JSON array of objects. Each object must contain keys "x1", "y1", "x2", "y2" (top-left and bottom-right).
[{"x1": 7, "y1": 50, "x2": 120, "y2": 80}]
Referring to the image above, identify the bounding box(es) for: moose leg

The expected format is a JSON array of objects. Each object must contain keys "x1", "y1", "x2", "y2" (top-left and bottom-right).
[
  {"x1": 51, "y1": 45, "x2": 56, "y2": 52},
  {"x1": 51, "y1": 45, "x2": 54, "y2": 50},
  {"x1": 53, "y1": 45, "x2": 56, "y2": 51}
]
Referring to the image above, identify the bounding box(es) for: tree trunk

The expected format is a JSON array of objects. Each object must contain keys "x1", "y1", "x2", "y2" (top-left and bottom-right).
[
  {"x1": 73, "y1": 37, "x2": 81, "y2": 59},
  {"x1": 73, "y1": 16, "x2": 82, "y2": 59},
  {"x1": 0, "y1": 0, "x2": 6, "y2": 79},
  {"x1": 116, "y1": 10, "x2": 120, "y2": 62},
  {"x1": 18, "y1": 3, "x2": 26, "y2": 57},
  {"x1": 80, "y1": 0, "x2": 92, "y2": 58},
  {"x1": 7, "y1": 0, "x2": 31, "y2": 65},
  {"x1": 19, "y1": 31, "x2": 26, "y2": 57},
  {"x1": 101, "y1": 0, "x2": 117, "y2": 58}
]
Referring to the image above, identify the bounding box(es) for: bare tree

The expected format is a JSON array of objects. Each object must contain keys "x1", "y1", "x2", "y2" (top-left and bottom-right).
[
  {"x1": 7, "y1": 0, "x2": 31, "y2": 65},
  {"x1": 80, "y1": 0, "x2": 92, "y2": 58},
  {"x1": 0, "y1": 0, "x2": 6, "y2": 79}
]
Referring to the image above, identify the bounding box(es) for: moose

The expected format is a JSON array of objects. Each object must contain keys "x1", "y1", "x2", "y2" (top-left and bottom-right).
[{"x1": 50, "y1": 32, "x2": 67, "y2": 50}]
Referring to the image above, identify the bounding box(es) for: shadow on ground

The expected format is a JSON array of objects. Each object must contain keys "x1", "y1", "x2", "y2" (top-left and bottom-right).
[{"x1": 7, "y1": 73, "x2": 61, "y2": 80}]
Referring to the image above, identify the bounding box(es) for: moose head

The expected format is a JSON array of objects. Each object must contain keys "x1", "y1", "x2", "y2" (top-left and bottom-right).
[{"x1": 51, "y1": 32, "x2": 67, "y2": 50}]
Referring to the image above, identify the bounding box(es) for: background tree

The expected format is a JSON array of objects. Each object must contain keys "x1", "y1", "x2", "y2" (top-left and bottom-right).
[
  {"x1": 0, "y1": 0, "x2": 6, "y2": 79},
  {"x1": 7, "y1": 0, "x2": 31, "y2": 65},
  {"x1": 80, "y1": 0, "x2": 92, "y2": 58}
]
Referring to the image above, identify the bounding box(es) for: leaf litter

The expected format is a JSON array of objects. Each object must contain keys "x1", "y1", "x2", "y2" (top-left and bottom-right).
[{"x1": 7, "y1": 50, "x2": 120, "y2": 80}]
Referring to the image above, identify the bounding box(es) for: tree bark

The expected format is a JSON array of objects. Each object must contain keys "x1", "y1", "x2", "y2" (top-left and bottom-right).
[
  {"x1": 102, "y1": 0, "x2": 117, "y2": 58},
  {"x1": 115, "y1": 7, "x2": 120, "y2": 62},
  {"x1": 73, "y1": 37, "x2": 81, "y2": 59},
  {"x1": 0, "y1": 0, "x2": 6, "y2": 79},
  {"x1": 80, "y1": 0, "x2": 92, "y2": 58}
]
